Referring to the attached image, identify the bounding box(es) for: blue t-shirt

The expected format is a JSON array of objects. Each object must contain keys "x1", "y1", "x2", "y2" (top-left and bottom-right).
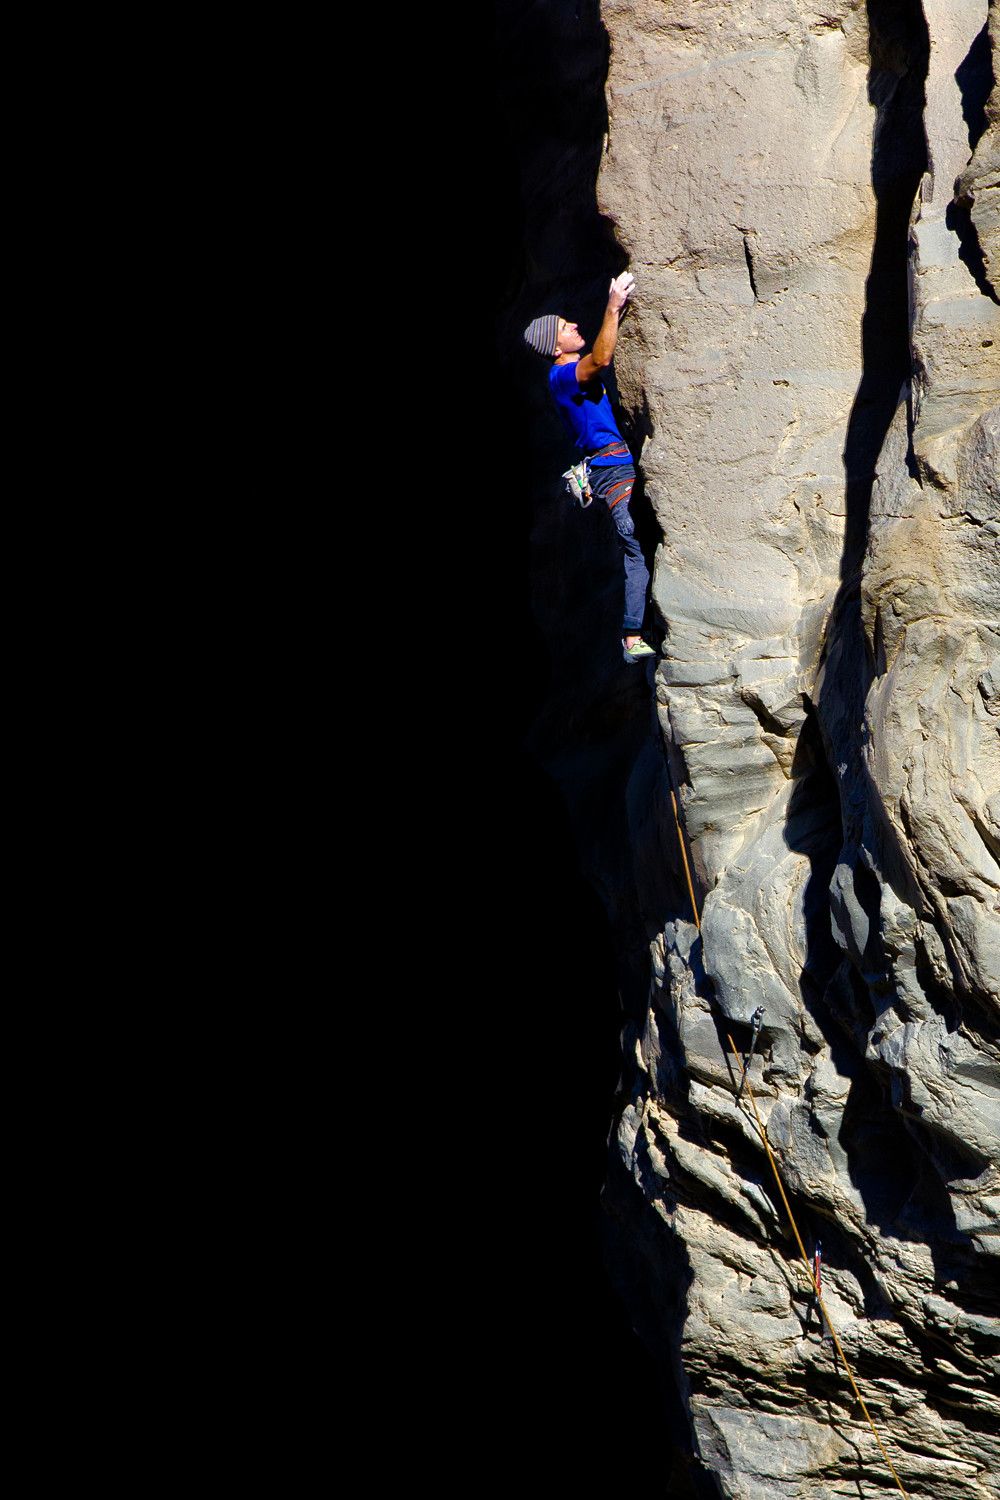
[{"x1": 548, "y1": 360, "x2": 630, "y2": 466}]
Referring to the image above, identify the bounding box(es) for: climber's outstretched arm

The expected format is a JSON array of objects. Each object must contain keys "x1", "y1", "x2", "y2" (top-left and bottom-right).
[{"x1": 575, "y1": 272, "x2": 635, "y2": 383}]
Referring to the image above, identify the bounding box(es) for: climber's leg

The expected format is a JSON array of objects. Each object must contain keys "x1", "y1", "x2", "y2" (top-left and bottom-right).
[
  {"x1": 611, "y1": 496, "x2": 649, "y2": 636},
  {"x1": 590, "y1": 463, "x2": 652, "y2": 649}
]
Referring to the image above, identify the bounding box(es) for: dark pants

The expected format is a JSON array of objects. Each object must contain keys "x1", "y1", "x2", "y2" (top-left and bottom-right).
[{"x1": 590, "y1": 464, "x2": 649, "y2": 633}]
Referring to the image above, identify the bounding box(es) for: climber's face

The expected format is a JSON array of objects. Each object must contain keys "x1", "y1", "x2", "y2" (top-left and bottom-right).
[{"x1": 555, "y1": 318, "x2": 585, "y2": 355}]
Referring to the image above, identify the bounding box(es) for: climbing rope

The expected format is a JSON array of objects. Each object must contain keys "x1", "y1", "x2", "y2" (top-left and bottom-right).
[
  {"x1": 663, "y1": 757, "x2": 910, "y2": 1497},
  {"x1": 727, "y1": 1034, "x2": 910, "y2": 1498},
  {"x1": 668, "y1": 783, "x2": 701, "y2": 933}
]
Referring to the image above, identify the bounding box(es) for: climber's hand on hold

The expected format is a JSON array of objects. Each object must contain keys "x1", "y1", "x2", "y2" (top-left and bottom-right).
[
  {"x1": 609, "y1": 272, "x2": 635, "y2": 312},
  {"x1": 576, "y1": 273, "x2": 636, "y2": 380}
]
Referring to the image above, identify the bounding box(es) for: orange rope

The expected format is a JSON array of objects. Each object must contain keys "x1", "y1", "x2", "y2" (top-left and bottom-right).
[
  {"x1": 726, "y1": 1035, "x2": 909, "y2": 1498},
  {"x1": 668, "y1": 784, "x2": 700, "y2": 932},
  {"x1": 662, "y1": 751, "x2": 908, "y2": 1495}
]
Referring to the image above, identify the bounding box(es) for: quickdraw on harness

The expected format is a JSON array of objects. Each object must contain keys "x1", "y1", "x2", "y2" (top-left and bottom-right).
[
  {"x1": 562, "y1": 459, "x2": 593, "y2": 507},
  {"x1": 563, "y1": 443, "x2": 633, "y2": 509}
]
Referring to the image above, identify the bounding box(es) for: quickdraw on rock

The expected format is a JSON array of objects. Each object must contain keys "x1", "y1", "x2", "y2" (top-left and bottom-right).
[
  {"x1": 736, "y1": 1005, "x2": 765, "y2": 1102},
  {"x1": 806, "y1": 1240, "x2": 832, "y2": 1343}
]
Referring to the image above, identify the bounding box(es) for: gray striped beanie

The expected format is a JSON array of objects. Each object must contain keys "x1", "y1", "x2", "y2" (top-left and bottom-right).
[{"x1": 523, "y1": 314, "x2": 560, "y2": 358}]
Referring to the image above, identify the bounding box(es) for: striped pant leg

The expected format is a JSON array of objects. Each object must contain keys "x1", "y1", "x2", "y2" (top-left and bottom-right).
[{"x1": 590, "y1": 465, "x2": 649, "y2": 633}]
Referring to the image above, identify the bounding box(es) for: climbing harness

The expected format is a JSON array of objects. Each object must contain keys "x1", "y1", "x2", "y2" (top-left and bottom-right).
[
  {"x1": 736, "y1": 1005, "x2": 765, "y2": 1101},
  {"x1": 660, "y1": 752, "x2": 911, "y2": 1498},
  {"x1": 562, "y1": 458, "x2": 593, "y2": 507}
]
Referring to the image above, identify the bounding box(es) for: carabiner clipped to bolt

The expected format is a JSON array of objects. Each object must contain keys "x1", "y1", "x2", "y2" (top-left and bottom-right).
[{"x1": 736, "y1": 1006, "x2": 765, "y2": 1101}]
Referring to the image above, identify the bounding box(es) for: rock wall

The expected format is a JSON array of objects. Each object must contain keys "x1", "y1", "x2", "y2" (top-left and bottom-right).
[{"x1": 591, "y1": 1, "x2": 1000, "y2": 1496}]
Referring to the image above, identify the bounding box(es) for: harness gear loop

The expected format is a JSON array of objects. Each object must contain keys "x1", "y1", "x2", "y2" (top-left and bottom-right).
[{"x1": 562, "y1": 459, "x2": 593, "y2": 507}]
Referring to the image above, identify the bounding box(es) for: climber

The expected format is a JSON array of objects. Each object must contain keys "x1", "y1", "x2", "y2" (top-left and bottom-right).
[{"x1": 523, "y1": 271, "x2": 654, "y2": 664}]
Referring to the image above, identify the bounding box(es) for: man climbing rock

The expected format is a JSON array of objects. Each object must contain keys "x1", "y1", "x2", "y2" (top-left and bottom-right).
[{"x1": 523, "y1": 271, "x2": 654, "y2": 663}]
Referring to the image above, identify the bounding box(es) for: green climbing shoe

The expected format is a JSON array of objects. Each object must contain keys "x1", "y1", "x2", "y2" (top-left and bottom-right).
[{"x1": 622, "y1": 638, "x2": 655, "y2": 663}]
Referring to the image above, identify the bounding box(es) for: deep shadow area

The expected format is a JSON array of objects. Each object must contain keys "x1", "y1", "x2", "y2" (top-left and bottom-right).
[
  {"x1": 494, "y1": 751, "x2": 668, "y2": 1487},
  {"x1": 946, "y1": 197, "x2": 1000, "y2": 307},
  {"x1": 949, "y1": 20, "x2": 1000, "y2": 308},
  {"x1": 491, "y1": 0, "x2": 677, "y2": 1486},
  {"x1": 949, "y1": 26, "x2": 1000, "y2": 312},
  {"x1": 955, "y1": 21, "x2": 991, "y2": 151}
]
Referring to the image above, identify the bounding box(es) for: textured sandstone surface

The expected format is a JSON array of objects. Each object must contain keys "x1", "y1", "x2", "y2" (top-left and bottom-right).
[{"x1": 594, "y1": 1, "x2": 1000, "y2": 1495}]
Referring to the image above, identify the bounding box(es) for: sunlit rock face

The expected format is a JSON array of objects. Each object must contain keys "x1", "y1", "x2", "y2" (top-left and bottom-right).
[{"x1": 597, "y1": 1, "x2": 1000, "y2": 1494}]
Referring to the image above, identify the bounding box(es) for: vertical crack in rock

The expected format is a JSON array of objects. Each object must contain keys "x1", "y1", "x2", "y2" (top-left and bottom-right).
[
  {"x1": 815, "y1": 0, "x2": 930, "y2": 1059},
  {"x1": 842, "y1": 0, "x2": 929, "y2": 576},
  {"x1": 742, "y1": 234, "x2": 760, "y2": 302}
]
